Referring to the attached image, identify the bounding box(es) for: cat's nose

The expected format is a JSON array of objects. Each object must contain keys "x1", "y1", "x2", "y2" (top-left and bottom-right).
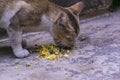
[
  {"x1": 58, "y1": 45, "x2": 72, "y2": 50},
  {"x1": 54, "y1": 39, "x2": 74, "y2": 50},
  {"x1": 57, "y1": 43, "x2": 74, "y2": 50}
]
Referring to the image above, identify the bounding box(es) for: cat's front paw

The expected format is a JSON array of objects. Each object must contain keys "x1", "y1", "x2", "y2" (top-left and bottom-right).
[{"x1": 14, "y1": 49, "x2": 30, "y2": 58}]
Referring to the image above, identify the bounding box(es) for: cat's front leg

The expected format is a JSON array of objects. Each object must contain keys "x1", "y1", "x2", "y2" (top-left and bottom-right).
[{"x1": 7, "y1": 27, "x2": 29, "y2": 58}]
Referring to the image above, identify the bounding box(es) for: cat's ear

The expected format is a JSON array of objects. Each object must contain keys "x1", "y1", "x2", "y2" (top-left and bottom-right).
[{"x1": 68, "y1": 2, "x2": 84, "y2": 15}]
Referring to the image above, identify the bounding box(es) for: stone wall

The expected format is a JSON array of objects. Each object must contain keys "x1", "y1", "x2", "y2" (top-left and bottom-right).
[{"x1": 49, "y1": 0, "x2": 112, "y2": 13}]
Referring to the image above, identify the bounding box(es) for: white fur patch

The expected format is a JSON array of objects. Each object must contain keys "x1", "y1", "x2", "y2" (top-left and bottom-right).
[
  {"x1": 41, "y1": 15, "x2": 53, "y2": 27},
  {"x1": 0, "y1": 1, "x2": 30, "y2": 29},
  {"x1": 40, "y1": 15, "x2": 53, "y2": 31}
]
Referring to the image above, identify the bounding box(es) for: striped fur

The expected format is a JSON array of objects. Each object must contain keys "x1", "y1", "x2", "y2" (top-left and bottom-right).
[{"x1": 0, "y1": 0, "x2": 84, "y2": 57}]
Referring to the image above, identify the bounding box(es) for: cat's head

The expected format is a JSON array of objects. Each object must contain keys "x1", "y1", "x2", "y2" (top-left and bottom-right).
[{"x1": 52, "y1": 2, "x2": 84, "y2": 49}]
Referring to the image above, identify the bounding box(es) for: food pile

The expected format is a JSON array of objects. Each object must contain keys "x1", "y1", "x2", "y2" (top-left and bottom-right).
[{"x1": 33, "y1": 44, "x2": 72, "y2": 60}]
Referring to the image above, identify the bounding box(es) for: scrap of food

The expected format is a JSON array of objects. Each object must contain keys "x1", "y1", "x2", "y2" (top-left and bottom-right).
[{"x1": 30, "y1": 44, "x2": 72, "y2": 60}]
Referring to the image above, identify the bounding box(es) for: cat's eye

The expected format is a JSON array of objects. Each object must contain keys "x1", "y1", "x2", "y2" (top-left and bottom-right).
[
  {"x1": 59, "y1": 23, "x2": 66, "y2": 27},
  {"x1": 66, "y1": 36, "x2": 73, "y2": 41}
]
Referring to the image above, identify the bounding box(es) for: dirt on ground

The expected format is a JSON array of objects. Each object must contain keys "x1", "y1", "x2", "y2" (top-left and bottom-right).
[{"x1": 0, "y1": 9, "x2": 120, "y2": 80}]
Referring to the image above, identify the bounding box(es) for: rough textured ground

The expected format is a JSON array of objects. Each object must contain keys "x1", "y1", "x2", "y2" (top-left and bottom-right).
[{"x1": 0, "y1": 10, "x2": 120, "y2": 80}]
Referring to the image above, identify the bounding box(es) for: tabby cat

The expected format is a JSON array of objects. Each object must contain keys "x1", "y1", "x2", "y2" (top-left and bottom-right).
[{"x1": 0, "y1": 0, "x2": 84, "y2": 58}]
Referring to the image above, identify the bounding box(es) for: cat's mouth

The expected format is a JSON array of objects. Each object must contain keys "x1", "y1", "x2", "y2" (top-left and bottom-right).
[
  {"x1": 57, "y1": 45, "x2": 72, "y2": 50},
  {"x1": 55, "y1": 41, "x2": 73, "y2": 50},
  {"x1": 54, "y1": 38, "x2": 74, "y2": 50}
]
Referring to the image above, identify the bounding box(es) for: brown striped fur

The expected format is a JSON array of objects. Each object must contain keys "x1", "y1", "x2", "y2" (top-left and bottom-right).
[{"x1": 0, "y1": 0, "x2": 84, "y2": 57}]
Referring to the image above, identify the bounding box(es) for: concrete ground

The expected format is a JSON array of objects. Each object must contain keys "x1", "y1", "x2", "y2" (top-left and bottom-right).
[{"x1": 0, "y1": 10, "x2": 120, "y2": 80}]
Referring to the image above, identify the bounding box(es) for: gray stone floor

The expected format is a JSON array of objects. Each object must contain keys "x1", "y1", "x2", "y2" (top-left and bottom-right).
[{"x1": 0, "y1": 10, "x2": 120, "y2": 80}]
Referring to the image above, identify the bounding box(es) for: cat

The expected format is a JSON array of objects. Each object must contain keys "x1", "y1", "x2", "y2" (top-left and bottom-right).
[{"x1": 0, "y1": 0, "x2": 84, "y2": 58}]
